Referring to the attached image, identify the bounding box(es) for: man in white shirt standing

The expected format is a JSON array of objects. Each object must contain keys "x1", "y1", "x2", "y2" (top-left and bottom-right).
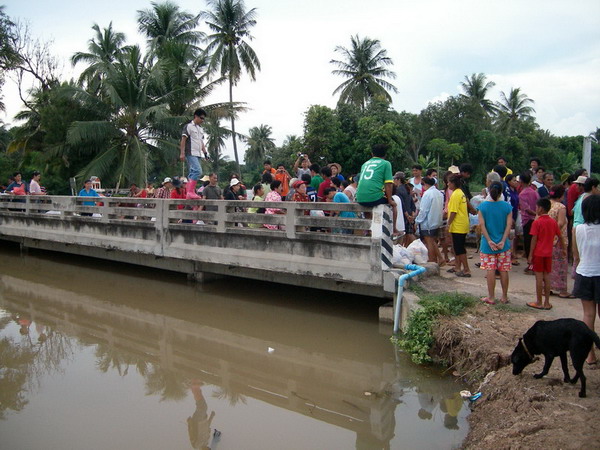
[
  {"x1": 415, "y1": 177, "x2": 444, "y2": 264},
  {"x1": 180, "y1": 108, "x2": 209, "y2": 199}
]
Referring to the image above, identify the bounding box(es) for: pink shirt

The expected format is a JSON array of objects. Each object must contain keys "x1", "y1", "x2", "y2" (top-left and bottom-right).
[{"x1": 519, "y1": 186, "x2": 539, "y2": 225}]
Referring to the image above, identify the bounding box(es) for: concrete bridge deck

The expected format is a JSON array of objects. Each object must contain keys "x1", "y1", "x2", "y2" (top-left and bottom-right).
[{"x1": 0, "y1": 195, "x2": 397, "y2": 298}]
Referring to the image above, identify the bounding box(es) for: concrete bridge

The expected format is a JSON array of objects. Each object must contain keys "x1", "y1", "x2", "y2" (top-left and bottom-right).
[{"x1": 0, "y1": 195, "x2": 398, "y2": 298}]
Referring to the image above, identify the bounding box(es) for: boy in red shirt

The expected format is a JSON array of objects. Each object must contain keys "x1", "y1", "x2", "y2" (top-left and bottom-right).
[{"x1": 527, "y1": 198, "x2": 566, "y2": 310}]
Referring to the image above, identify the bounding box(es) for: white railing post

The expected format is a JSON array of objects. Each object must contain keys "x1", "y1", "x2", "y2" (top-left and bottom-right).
[
  {"x1": 216, "y1": 202, "x2": 226, "y2": 233},
  {"x1": 285, "y1": 203, "x2": 297, "y2": 239},
  {"x1": 100, "y1": 198, "x2": 110, "y2": 223}
]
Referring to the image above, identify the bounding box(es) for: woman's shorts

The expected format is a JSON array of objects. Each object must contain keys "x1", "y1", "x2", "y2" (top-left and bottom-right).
[
  {"x1": 480, "y1": 251, "x2": 512, "y2": 271},
  {"x1": 573, "y1": 273, "x2": 600, "y2": 303},
  {"x1": 420, "y1": 227, "x2": 439, "y2": 238},
  {"x1": 451, "y1": 233, "x2": 467, "y2": 256}
]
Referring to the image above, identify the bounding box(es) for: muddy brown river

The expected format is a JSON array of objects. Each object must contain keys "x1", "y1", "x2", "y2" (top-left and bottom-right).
[{"x1": 0, "y1": 243, "x2": 468, "y2": 449}]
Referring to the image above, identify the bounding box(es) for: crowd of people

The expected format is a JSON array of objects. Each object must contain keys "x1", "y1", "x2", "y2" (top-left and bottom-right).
[{"x1": 2, "y1": 109, "x2": 599, "y2": 366}]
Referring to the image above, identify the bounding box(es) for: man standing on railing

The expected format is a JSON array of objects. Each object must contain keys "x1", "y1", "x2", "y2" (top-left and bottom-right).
[
  {"x1": 180, "y1": 109, "x2": 209, "y2": 199},
  {"x1": 78, "y1": 179, "x2": 100, "y2": 216}
]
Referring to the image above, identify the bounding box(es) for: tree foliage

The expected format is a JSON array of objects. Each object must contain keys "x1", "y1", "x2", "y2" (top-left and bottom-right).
[
  {"x1": 331, "y1": 35, "x2": 397, "y2": 111},
  {"x1": 203, "y1": 0, "x2": 260, "y2": 171},
  {"x1": 1, "y1": 0, "x2": 595, "y2": 194}
]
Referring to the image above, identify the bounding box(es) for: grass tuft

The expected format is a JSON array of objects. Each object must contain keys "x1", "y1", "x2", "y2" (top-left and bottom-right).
[{"x1": 394, "y1": 292, "x2": 477, "y2": 365}]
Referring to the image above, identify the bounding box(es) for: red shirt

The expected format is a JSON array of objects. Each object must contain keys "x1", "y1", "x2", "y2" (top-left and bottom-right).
[
  {"x1": 171, "y1": 188, "x2": 186, "y2": 209},
  {"x1": 530, "y1": 214, "x2": 561, "y2": 257},
  {"x1": 317, "y1": 178, "x2": 333, "y2": 201},
  {"x1": 566, "y1": 184, "x2": 582, "y2": 215}
]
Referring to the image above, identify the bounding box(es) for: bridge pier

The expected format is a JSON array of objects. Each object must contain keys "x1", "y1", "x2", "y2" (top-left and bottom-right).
[{"x1": 187, "y1": 271, "x2": 224, "y2": 283}]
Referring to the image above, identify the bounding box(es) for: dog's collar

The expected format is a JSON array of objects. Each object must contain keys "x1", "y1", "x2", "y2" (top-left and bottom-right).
[{"x1": 521, "y1": 338, "x2": 534, "y2": 360}]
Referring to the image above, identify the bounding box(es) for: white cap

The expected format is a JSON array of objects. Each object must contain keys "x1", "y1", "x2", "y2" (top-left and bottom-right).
[
  {"x1": 162, "y1": 177, "x2": 172, "y2": 185},
  {"x1": 574, "y1": 175, "x2": 588, "y2": 185},
  {"x1": 229, "y1": 178, "x2": 240, "y2": 187}
]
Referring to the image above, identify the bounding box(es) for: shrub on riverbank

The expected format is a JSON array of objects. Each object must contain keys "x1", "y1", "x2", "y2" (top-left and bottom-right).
[{"x1": 396, "y1": 292, "x2": 476, "y2": 364}]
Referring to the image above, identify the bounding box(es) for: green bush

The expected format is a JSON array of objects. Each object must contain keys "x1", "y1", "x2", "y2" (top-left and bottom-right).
[{"x1": 396, "y1": 292, "x2": 476, "y2": 364}]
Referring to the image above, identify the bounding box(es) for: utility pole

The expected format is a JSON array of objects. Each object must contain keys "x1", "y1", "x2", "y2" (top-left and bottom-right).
[{"x1": 583, "y1": 134, "x2": 597, "y2": 174}]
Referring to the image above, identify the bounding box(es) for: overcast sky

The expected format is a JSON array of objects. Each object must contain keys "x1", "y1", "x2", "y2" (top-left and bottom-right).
[{"x1": 3, "y1": 0, "x2": 599, "y2": 161}]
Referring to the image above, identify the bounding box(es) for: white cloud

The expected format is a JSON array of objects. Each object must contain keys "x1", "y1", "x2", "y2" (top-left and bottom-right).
[{"x1": 2, "y1": 0, "x2": 599, "y2": 163}]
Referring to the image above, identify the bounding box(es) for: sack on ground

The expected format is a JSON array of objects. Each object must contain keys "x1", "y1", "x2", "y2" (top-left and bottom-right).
[
  {"x1": 407, "y1": 239, "x2": 428, "y2": 265},
  {"x1": 393, "y1": 244, "x2": 413, "y2": 266}
]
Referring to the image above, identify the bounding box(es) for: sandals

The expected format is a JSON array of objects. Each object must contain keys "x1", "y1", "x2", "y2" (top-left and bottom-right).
[
  {"x1": 456, "y1": 272, "x2": 472, "y2": 278},
  {"x1": 527, "y1": 302, "x2": 552, "y2": 310},
  {"x1": 480, "y1": 297, "x2": 496, "y2": 305},
  {"x1": 447, "y1": 268, "x2": 457, "y2": 273},
  {"x1": 558, "y1": 293, "x2": 576, "y2": 298}
]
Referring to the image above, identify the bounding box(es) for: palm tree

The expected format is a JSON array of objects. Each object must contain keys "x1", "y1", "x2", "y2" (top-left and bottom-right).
[
  {"x1": 71, "y1": 22, "x2": 127, "y2": 91},
  {"x1": 330, "y1": 35, "x2": 398, "y2": 111},
  {"x1": 137, "y1": 1, "x2": 204, "y2": 57},
  {"x1": 137, "y1": 2, "x2": 213, "y2": 116},
  {"x1": 66, "y1": 45, "x2": 174, "y2": 189},
  {"x1": 460, "y1": 73, "x2": 496, "y2": 115},
  {"x1": 203, "y1": 0, "x2": 261, "y2": 173},
  {"x1": 494, "y1": 87, "x2": 536, "y2": 134},
  {"x1": 244, "y1": 124, "x2": 275, "y2": 169}
]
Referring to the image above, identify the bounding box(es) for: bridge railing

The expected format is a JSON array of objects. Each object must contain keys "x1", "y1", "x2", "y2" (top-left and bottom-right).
[{"x1": 0, "y1": 194, "x2": 374, "y2": 239}]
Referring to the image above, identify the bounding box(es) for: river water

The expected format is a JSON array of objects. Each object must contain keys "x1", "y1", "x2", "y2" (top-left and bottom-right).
[{"x1": 0, "y1": 243, "x2": 469, "y2": 449}]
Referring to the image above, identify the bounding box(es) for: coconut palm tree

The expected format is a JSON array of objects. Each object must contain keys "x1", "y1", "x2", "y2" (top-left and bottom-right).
[
  {"x1": 66, "y1": 45, "x2": 174, "y2": 189},
  {"x1": 459, "y1": 73, "x2": 496, "y2": 115},
  {"x1": 202, "y1": 0, "x2": 261, "y2": 173},
  {"x1": 494, "y1": 87, "x2": 536, "y2": 134},
  {"x1": 137, "y1": 1, "x2": 204, "y2": 57},
  {"x1": 330, "y1": 35, "x2": 398, "y2": 111},
  {"x1": 244, "y1": 124, "x2": 275, "y2": 169},
  {"x1": 71, "y1": 22, "x2": 128, "y2": 91}
]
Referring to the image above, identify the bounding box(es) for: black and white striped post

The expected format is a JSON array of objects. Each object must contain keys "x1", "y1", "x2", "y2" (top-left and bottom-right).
[{"x1": 371, "y1": 204, "x2": 394, "y2": 270}]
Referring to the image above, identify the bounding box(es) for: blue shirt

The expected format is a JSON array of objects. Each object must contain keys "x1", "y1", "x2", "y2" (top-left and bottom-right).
[
  {"x1": 573, "y1": 193, "x2": 589, "y2": 228},
  {"x1": 306, "y1": 186, "x2": 317, "y2": 202},
  {"x1": 415, "y1": 187, "x2": 443, "y2": 231},
  {"x1": 333, "y1": 192, "x2": 356, "y2": 218},
  {"x1": 477, "y1": 200, "x2": 513, "y2": 254},
  {"x1": 78, "y1": 188, "x2": 100, "y2": 206}
]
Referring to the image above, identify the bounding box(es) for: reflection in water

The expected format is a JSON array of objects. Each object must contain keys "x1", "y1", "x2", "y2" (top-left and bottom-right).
[
  {"x1": 188, "y1": 380, "x2": 220, "y2": 449},
  {"x1": 0, "y1": 310, "x2": 74, "y2": 420},
  {"x1": 0, "y1": 246, "x2": 468, "y2": 449}
]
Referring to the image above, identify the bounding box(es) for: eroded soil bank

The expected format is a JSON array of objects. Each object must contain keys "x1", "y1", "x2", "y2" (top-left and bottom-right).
[{"x1": 430, "y1": 304, "x2": 600, "y2": 449}]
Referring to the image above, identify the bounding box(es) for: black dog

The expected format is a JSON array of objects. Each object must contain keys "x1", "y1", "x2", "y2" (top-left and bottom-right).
[{"x1": 511, "y1": 318, "x2": 600, "y2": 398}]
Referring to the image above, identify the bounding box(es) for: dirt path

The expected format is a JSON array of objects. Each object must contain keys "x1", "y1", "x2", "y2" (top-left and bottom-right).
[{"x1": 418, "y1": 248, "x2": 600, "y2": 449}]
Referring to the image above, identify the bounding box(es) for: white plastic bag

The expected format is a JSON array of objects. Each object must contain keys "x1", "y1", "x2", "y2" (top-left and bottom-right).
[
  {"x1": 407, "y1": 239, "x2": 429, "y2": 265},
  {"x1": 392, "y1": 194, "x2": 405, "y2": 233},
  {"x1": 393, "y1": 244, "x2": 413, "y2": 266}
]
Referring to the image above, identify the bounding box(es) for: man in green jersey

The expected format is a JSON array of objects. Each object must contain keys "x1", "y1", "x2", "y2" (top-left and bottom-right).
[
  {"x1": 356, "y1": 144, "x2": 396, "y2": 208},
  {"x1": 356, "y1": 144, "x2": 397, "y2": 231}
]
